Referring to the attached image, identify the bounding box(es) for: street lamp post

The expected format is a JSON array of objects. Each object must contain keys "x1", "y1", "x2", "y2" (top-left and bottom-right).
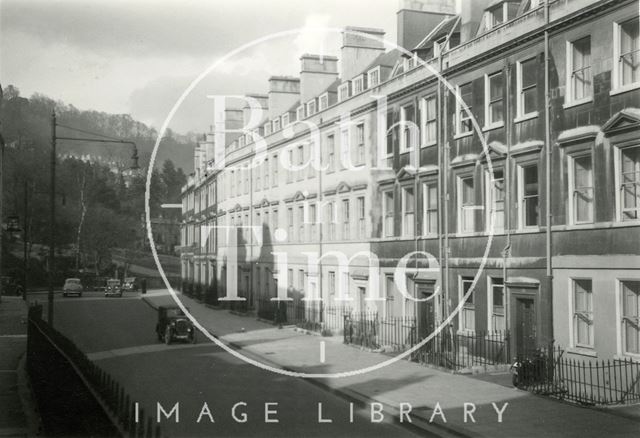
[
  {"x1": 0, "y1": 122, "x2": 4, "y2": 303},
  {"x1": 47, "y1": 111, "x2": 140, "y2": 326},
  {"x1": 48, "y1": 112, "x2": 56, "y2": 324},
  {"x1": 0, "y1": 84, "x2": 4, "y2": 302},
  {"x1": 22, "y1": 180, "x2": 28, "y2": 301}
]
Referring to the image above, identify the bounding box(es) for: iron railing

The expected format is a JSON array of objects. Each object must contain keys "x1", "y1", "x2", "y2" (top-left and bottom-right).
[
  {"x1": 516, "y1": 347, "x2": 640, "y2": 405},
  {"x1": 27, "y1": 305, "x2": 163, "y2": 437},
  {"x1": 343, "y1": 313, "x2": 418, "y2": 351},
  {"x1": 342, "y1": 313, "x2": 510, "y2": 370},
  {"x1": 256, "y1": 298, "x2": 354, "y2": 335},
  {"x1": 412, "y1": 330, "x2": 510, "y2": 370}
]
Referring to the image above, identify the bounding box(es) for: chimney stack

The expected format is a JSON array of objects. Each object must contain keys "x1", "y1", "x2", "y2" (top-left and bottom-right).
[
  {"x1": 340, "y1": 26, "x2": 385, "y2": 81},
  {"x1": 268, "y1": 76, "x2": 300, "y2": 119},
  {"x1": 459, "y1": 0, "x2": 493, "y2": 43},
  {"x1": 243, "y1": 94, "x2": 268, "y2": 128},
  {"x1": 299, "y1": 54, "x2": 339, "y2": 105},
  {"x1": 397, "y1": 0, "x2": 457, "y2": 51}
]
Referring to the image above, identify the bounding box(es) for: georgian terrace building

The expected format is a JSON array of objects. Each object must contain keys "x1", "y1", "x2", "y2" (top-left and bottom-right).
[{"x1": 179, "y1": 0, "x2": 640, "y2": 361}]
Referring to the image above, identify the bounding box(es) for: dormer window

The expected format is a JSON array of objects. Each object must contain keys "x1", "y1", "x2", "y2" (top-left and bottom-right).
[
  {"x1": 297, "y1": 105, "x2": 305, "y2": 121},
  {"x1": 352, "y1": 75, "x2": 365, "y2": 94},
  {"x1": 272, "y1": 118, "x2": 281, "y2": 132},
  {"x1": 239, "y1": 136, "x2": 245, "y2": 148},
  {"x1": 319, "y1": 93, "x2": 329, "y2": 111},
  {"x1": 433, "y1": 36, "x2": 449, "y2": 57},
  {"x1": 485, "y1": 1, "x2": 518, "y2": 31},
  {"x1": 306, "y1": 99, "x2": 317, "y2": 116},
  {"x1": 487, "y1": 5, "x2": 504, "y2": 29},
  {"x1": 338, "y1": 82, "x2": 350, "y2": 102},
  {"x1": 404, "y1": 56, "x2": 416, "y2": 72},
  {"x1": 368, "y1": 66, "x2": 381, "y2": 87},
  {"x1": 264, "y1": 122, "x2": 272, "y2": 136},
  {"x1": 281, "y1": 113, "x2": 290, "y2": 127}
]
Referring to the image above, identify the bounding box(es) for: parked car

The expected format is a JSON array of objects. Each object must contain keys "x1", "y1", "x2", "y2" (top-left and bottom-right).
[
  {"x1": 1, "y1": 276, "x2": 23, "y2": 296},
  {"x1": 62, "y1": 278, "x2": 83, "y2": 297},
  {"x1": 123, "y1": 277, "x2": 139, "y2": 292},
  {"x1": 104, "y1": 279, "x2": 122, "y2": 297},
  {"x1": 155, "y1": 305, "x2": 196, "y2": 344}
]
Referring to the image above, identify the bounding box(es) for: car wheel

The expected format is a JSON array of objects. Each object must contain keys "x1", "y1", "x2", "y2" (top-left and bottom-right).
[
  {"x1": 79, "y1": 292, "x2": 83, "y2": 298},
  {"x1": 63, "y1": 292, "x2": 67, "y2": 297},
  {"x1": 190, "y1": 332, "x2": 197, "y2": 344},
  {"x1": 164, "y1": 327, "x2": 172, "y2": 345}
]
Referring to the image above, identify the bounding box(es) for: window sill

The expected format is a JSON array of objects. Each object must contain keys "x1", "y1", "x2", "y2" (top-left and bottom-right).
[
  {"x1": 567, "y1": 347, "x2": 597, "y2": 358},
  {"x1": 562, "y1": 97, "x2": 593, "y2": 110},
  {"x1": 457, "y1": 330, "x2": 476, "y2": 336},
  {"x1": 421, "y1": 141, "x2": 437, "y2": 148},
  {"x1": 514, "y1": 112, "x2": 539, "y2": 124},
  {"x1": 610, "y1": 83, "x2": 640, "y2": 96},
  {"x1": 517, "y1": 226, "x2": 541, "y2": 233},
  {"x1": 564, "y1": 222, "x2": 595, "y2": 230},
  {"x1": 614, "y1": 354, "x2": 640, "y2": 363},
  {"x1": 453, "y1": 131, "x2": 473, "y2": 140},
  {"x1": 617, "y1": 215, "x2": 640, "y2": 225},
  {"x1": 483, "y1": 122, "x2": 505, "y2": 132}
]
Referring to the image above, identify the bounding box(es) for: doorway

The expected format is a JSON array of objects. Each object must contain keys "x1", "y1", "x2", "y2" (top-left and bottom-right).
[
  {"x1": 417, "y1": 284, "x2": 436, "y2": 340},
  {"x1": 514, "y1": 297, "x2": 537, "y2": 357},
  {"x1": 358, "y1": 286, "x2": 366, "y2": 312}
]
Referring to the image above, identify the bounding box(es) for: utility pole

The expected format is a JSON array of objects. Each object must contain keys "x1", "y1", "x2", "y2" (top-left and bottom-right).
[
  {"x1": 22, "y1": 180, "x2": 28, "y2": 300},
  {"x1": 49, "y1": 111, "x2": 56, "y2": 325},
  {"x1": 0, "y1": 121, "x2": 4, "y2": 304},
  {"x1": 0, "y1": 83, "x2": 4, "y2": 303}
]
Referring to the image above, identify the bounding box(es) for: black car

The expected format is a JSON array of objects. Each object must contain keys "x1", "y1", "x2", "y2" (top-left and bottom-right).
[
  {"x1": 123, "y1": 277, "x2": 139, "y2": 292},
  {"x1": 155, "y1": 305, "x2": 197, "y2": 344},
  {"x1": 1, "y1": 276, "x2": 23, "y2": 297}
]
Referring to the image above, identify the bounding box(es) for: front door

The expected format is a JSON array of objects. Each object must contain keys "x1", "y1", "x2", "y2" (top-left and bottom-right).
[
  {"x1": 358, "y1": 287, "x2": 366, "y2": 312},
  {"x1": 417, "y1": 285, "x2": 435, "y2": 340},
  {"x1": 515, "y1": 297, "x2": 537, "y2": 357}
]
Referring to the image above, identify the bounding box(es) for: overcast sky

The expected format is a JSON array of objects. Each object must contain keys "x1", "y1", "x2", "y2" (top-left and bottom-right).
[{"x1": 1, "y1": 0, "x2": 398, "y2": 134}]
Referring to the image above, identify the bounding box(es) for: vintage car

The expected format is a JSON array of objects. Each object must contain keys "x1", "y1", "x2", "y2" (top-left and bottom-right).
[
  {"x1": 62, "y1": 278, "x2": 83, "y2": 297},
  {"x1": 1, "y1": 276, "x2": 24, "y2": 297},
  {"x1": 104, "y1": 279, "x2": 122, "y2": 297},
  {"x1": 155, "y1": 305, "x2": 197, "y2": 344},
  {"x1": 122, "y1": 277, "x2": 138, "y2": 292}
]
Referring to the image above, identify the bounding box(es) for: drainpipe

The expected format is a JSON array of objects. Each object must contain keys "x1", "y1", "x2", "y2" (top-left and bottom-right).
[
  {"x1": 437, "y1": 72, "x2": 444, "y2": 325},
  {"x1": 249, "y1": 159, "x2": 254, "y2": 309},
  {"x1": 544, "y1": 0, "x2": 554, "y2": 348},
  {"x1": 437, "y1": 52, "x2": 446, "y2": 326},
  {"x1": 414, "y1": 101, "x2": 419, "y2": 317},
  {"x1": 432, "y1": 16, "x2": 460, "y2": 325},
  {"x1": 503, "y1": 62, "x2": 512, "y2": 332},
  {"x1": 443, "y1": 87, "x2": 451, "y2": 332},
  {"x1": 318, "y1": 138, "x2": 324, "y2": 322}
]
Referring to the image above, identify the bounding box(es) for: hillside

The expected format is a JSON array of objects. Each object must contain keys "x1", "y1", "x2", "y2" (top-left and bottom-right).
[{"x1": 0, "y1": 85, "x2": 196, "y2": 172}]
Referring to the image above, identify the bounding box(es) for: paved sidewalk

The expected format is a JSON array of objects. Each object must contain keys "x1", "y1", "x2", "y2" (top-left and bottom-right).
[
  {"x1": 0, "y1": 297, "x2": 39, "y2": 437},
  {"x1": 143, "y1": 291, "x2": 640, "y2": 438}
]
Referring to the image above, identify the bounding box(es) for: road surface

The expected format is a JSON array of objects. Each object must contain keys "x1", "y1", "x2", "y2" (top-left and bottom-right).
[{"x1": 45, "y1": 292, "x2": 421, "y2": 437}]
